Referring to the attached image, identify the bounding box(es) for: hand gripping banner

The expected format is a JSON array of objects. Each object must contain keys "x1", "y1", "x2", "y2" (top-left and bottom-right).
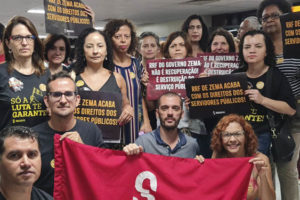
[{"x1": 54, "y1": 135, "x2": 253, "y2": 200}]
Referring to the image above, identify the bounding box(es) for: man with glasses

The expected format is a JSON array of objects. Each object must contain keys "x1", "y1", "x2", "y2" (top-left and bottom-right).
[
  {"x1": 257, "y1": 1, "x2": 300, "y2": 199},
  {"x1": 33, "y1": 71, "x2": 104, "y2": 196}
]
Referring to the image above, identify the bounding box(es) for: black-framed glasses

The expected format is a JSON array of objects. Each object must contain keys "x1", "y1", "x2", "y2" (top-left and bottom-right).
[
  {"x1": 10, "y1": 35, "x2": 36, "y2": 43},
  {"x1": 221, "y1": 131, "x2": 244, "y2": 140},
  {"x1": 261, "y1": 13, "x2": 280, "y2": 22},
  {"x1": 48, "y1": 91, "x2": 77, "y2": 101}
]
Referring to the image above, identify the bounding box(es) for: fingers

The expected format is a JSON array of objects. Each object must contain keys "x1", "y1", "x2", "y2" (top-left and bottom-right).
[
  {"x1": 123, "y1": 144, "x2": 144, "y2": 156},
  {"x1": 195, "y1": 155, "x2": 205, "y2": 163},
  {"x1": 60, "y1": 131, "x2": 84, "y2": 144},
  {"x1": 249, "y1": 157, "x2": 267, "y2": 172},
  {"x1": 118, "y1": 106, "x2": 133, "y2": 125}
]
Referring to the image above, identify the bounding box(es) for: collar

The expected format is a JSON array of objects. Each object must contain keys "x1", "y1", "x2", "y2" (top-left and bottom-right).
[{"x1": 154, "y1": 127, "x2": 187, "y2": 153}]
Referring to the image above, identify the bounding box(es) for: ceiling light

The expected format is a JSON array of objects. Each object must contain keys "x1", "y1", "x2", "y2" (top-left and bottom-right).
[
  {"x1": 27, "y1": 9, "x2": 45, "y2": 14},
  {"x1": 95, "y1": 26, "x2": 104, "y2": 30}
]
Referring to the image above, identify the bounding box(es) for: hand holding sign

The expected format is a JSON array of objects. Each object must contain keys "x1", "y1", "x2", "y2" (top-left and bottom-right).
[{"x1": 245, "y1": 89, "x2": 264, "y2": 104}]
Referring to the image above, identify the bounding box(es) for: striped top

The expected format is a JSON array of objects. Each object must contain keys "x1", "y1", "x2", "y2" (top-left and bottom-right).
[
  {"x1": 276, "y1": 55, "x2": 300, "y2": 97},
  {"x1": 114, "y1": 57, "x2": 142, "y2": 144}
]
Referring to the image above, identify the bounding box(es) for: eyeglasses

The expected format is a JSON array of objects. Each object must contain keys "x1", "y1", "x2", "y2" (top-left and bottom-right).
[
  {"x1": 10, "y1": 35, "x2": 36, "y2": 43},
  {"x1": 261, "y1": 13, "x2": 280, "y2": 22},
  {"x1": 221, "y1": 131, "x2": 244, "y2": 140},
  {"x1": 48, "y1": 91, "x2": 76, "y2": 101}
]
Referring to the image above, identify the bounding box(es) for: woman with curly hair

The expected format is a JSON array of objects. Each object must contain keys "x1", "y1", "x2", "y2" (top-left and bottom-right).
[
  {"x1": 233, "y1": 30, "x2": 295, "y2": 156},
  {"x1": 211, "y1": 114, "x2": 275, "y2": 200},
  {"x1": 104, "y1": 19, "x2": 151, "y2": 145},
  {"x1": 207, "y1": 28, "x2": 236, "y2": 53},
  {"x1": 73, "y1": 28, "x2": 133, "y2": 130}
]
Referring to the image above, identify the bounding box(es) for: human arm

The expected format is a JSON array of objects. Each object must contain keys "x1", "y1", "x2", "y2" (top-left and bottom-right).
[
  {"x1": 114, "y1": 72, "x2": 134, "y2": 126},
  {"x1": 141, "y1": 69, "x2": 149, "y2": 86},
  {"x1": 245, "y1": 89, "x2": 296, "y2": 116},
  {"x1": 249, "y1": 153, "x2": 275, "y2": 200},
  {"x1": 84, "y1": 5, "x2": 95, "y2": 26},
  {"x1": 140, "y1": 97, "x2": 152, "y2": 133},
  {"x1": 123, "y1": 143, "x2": 144, "y2": 155}
]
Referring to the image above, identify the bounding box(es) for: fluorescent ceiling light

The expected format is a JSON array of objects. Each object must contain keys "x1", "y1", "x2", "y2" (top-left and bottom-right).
[
  {"x1": 27, "y1": 9, "x2": 45, "y2": 14},
  {"x1": 95, "y1": 26, "x2": 104, "y2": 30}
]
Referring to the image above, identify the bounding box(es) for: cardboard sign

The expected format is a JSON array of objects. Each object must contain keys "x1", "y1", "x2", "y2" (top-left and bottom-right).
[
  {"x1": 44, "y1": 0, "x2": 92, "y2": 36},
  {"x1": 280, "y1": 12, "x2": 300, "y2": 59},
  {"x1": 146, "y1": 53, "x2": 239, "y2": 100},
  {"x1": 74, "y1": 91, "x2": 122, "y2": 143},
  {"x1": 185, "y1": 73, "x2": 249, "y2": 119}
]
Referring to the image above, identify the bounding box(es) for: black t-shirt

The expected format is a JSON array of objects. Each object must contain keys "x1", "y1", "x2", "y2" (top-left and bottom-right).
[
  {"x1": 232, "y1": 67, "x2": 296, "y2": 134},
  {"x1": 0, "y1": 63, "x2": 50, "y2": 130},
  {"x1": 0, "y1": 187, "x2": 53, "y2": 200},
  {"x1": 33, "y1": 120, "x2": 104, "y2": 195}
]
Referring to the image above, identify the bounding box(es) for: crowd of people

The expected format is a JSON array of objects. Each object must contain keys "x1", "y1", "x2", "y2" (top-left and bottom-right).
[{"x1": 0, "y1": 0, "x2": 299, "y2": 199}]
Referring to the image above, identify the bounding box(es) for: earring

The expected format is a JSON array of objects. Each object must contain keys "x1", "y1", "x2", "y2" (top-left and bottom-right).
[
  {"x1": 8, "y1": 49, "x2": 12, "y2": 54},
  {"x1": 105, "y1": 56, "x2": 107, "y2": 60}
]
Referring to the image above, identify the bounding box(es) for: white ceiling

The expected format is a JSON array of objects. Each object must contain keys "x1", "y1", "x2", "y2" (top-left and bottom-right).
[{"x1": 0, "y1": 0, "x2": 297, "y2": 36}]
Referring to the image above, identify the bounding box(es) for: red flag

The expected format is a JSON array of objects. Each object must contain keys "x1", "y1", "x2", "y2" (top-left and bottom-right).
[{"x1": 54, "y1": 134, "x2": 253, "y2": 200}]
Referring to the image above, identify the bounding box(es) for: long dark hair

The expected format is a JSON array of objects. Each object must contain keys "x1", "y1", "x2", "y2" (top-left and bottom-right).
[
  {"x1": 238, "y1": 30, "x2": 276, "y2": 69},
  {"x1": 3, "y1": 16, "x2": 45, "y2": 75},
  {"x1": 73, "y1": 28, "x2": 114, "y2": 74},
  {"x1": 181, "y1": 14, "x2": 208, "y2": 51}
]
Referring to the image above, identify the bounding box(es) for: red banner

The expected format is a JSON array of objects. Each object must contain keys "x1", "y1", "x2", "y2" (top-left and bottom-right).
[{"x1": 54, "y1": 135, "x2": 253, "y2": 200}]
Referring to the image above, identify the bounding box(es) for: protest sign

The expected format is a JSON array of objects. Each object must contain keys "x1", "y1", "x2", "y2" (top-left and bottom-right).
[
  {"x1": 44, "y1": 0, "x2": 92, "y2": 36},
  {"x1": 186, "y1": 73, "x2": 249, "y2": 119},
  {"x1": 146, "y1": 58, "x2": 202, "y2": 100},
  {"x1": 199, "y1": 53, "x2": 239, "y2": 76},
  {"x1": 54, "y1": 135, "x2": 253, "y2": 200},
  {"x1": 146, "y1": 53, "x2": 239, "y2": 100},
  {"x1": 280, "y1": 12, "x2": 300, "y2": 59},
  {"x1": 74, "y1": 91, "x2": 122, "y2": 143}
]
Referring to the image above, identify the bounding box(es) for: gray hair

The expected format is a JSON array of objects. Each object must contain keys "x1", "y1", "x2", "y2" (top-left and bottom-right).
[{"x1": 243, "y1": 16, "x2": 261, "y2": 30}]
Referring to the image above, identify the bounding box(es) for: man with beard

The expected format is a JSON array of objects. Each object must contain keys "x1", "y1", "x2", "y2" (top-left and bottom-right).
[
  {"x1": 0, "y1": 126, "x2": 52, "y2": 200},
  {"x1": 257, "y1": 1, "x2": 300, "y2": 200},
  {"x1": 33, "y1": 71, "x2": 104, "y2": 195},
  {"x1": 123, "y1": 92, "x2": 199, "y2": 158}
]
